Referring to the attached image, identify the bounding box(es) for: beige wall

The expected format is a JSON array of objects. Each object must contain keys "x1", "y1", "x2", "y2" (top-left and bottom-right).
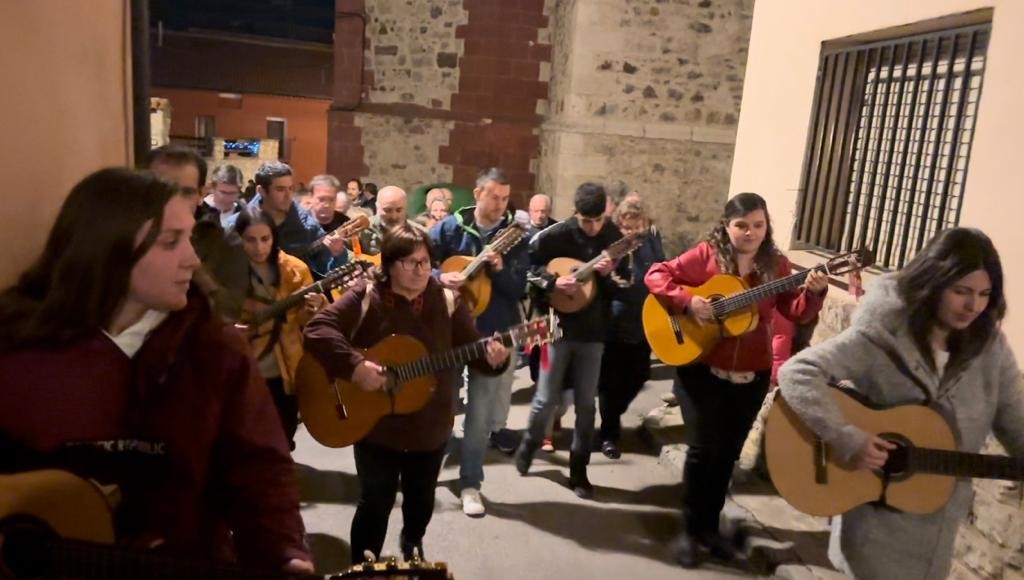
[
  {"x1": 730, "y1": 1, "x2": 1024, "y2": 353},
  {"x1": 0, "y1": 1, "x2": 133, "y2": 286}
]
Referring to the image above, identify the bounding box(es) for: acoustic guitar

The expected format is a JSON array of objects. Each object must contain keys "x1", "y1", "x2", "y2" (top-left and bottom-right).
[
  {"x1": 546, "y1": 231, "x2": 646, "y2": 314},
  {"x1": 764, "y1": 387, "x2": 1024, "y2": 517},
  {"x1": 642, "y1": 248, "x2": 873, "y2": 366},
  {"x1": 302, "y1": 214, "x2": 370, "y2": 257},
  {"x1": 238, "y1": 261, "x2": 372, "y2": 358},
  {"x1": 439, "y1": 223, "x2": 526, "y2": 317},
  {"x1": 0, "y1": 469, "x2": 453, "y2": 579},
  {"x1": 296, "y1": 314, "x2": 561, "y2": 448}
]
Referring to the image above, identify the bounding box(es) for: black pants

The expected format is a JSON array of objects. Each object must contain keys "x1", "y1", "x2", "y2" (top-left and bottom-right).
[
  {"x1": 598, "y1": 341, "x2": 651, "y2": 443},
  {"x1": 266, "y1": 376, "x2": 298, "y2": 448},
  {"x1": 674, "y1": 364, "x2": 769, "y2": 535},
  {"x1": 351, "y1": 441, "x2": 446, "y2": 562}
]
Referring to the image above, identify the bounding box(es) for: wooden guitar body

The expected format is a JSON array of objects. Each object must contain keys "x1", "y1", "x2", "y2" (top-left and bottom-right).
[
  {"x1": 440, "y1": 255, "x2": 491, "y2": 318},
  {"x1": 765, "y1": 389, "x2": 958, "y2": 516},
  {"x1": 0, "y1": 469, "x2": 115, "y2": 545},
  {"x1": 546, "y1": 257, "x2": 597, "y2": 314},
  {"x1": 295, "y1": 335, "x2": 437, "y2": 448},
  {"x1": 642, "y1": 274, "x2": 757, "y2": 366}
]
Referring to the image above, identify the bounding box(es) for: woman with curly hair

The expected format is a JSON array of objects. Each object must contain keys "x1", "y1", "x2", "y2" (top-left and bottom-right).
[{"x1": 645, "y1": 192, "x2": 828, "y2": 567}]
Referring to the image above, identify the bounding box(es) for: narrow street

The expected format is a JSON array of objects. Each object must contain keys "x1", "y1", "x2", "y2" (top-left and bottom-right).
[{"x1": 293, "y1": 365, "x2": 752, "y2": 580}]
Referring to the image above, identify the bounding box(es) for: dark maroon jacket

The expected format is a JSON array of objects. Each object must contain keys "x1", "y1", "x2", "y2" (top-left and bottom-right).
[
  {"x1": 304, "y1": 278, "x2": 503, "y2": 452},
  {"x1": 0, "y1": 287, "x2": 309, "y2": 569}
]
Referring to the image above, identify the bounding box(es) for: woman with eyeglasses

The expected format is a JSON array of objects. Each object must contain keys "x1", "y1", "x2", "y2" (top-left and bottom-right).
[{"x1": 303, "y1": 223, "x2": 509, "y2": 562}]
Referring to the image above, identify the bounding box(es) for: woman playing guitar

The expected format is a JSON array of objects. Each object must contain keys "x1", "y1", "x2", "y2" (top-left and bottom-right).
[
  {"x1": 778, "y1": 228, "x2": 1024, "y2": 579},
  {"x1": 644, "y1": 192, "x2": 827, "y2": 567},
  {"x1": 235, "y1": 209, "x2": 328, "y2": 450},
  {"x1": 0, "y1": 168, "x2": 312, "y2": 574},
  {"x1": 303, "y1": 223, "x2": 508, "y2": 562}
]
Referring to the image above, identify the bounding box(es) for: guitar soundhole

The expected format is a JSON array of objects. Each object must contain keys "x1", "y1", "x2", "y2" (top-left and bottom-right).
[
  {"x1": 0, "y1": 516, "x2": 55, "y2": 579},
  {"x1": 879, "y1": 432, "x2": 913, "y2": 480}
]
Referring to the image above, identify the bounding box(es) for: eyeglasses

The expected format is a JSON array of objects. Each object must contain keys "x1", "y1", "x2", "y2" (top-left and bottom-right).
[{"x1": 397, "y1": 257, "x2": 432, "y2": 272}]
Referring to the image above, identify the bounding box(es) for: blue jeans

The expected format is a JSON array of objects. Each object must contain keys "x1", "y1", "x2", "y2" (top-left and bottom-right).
[
  {"x1": 459, "y1": 362, "x2": 516, "y2": 490},
  {"x1": 523, "y1": 341, "x2": 604, "y2": 456}
]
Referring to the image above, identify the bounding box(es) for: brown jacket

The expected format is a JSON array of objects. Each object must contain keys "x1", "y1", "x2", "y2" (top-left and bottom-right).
[{"x1": 304, "y1": 278, "x2": 503, "y2": 451}]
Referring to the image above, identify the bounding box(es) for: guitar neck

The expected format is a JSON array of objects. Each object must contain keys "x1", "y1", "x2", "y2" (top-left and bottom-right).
[
  {"x1": 911, "y1": 448, "x2": 1024, "y2": 481},
  {"x1": 393, "y1": 330, "x2": 521, "y2": 381},
  {"x1": 251, "y1": 280, "x2": 325, "y2": 325},
  {"x1": 711, "y1": 265, "x2": 824, "y2": 316},
  {"x1": 461, "y1": 248, "x2": 492, "y2": 278}
]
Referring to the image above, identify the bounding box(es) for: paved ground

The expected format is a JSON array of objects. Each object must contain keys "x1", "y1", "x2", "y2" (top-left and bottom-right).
[{"x1": 290, "y1": 364, "x2": 839, "y2": 577}]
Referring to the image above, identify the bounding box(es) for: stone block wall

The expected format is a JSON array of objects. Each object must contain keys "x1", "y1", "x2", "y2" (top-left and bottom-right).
[
  {"x1": 329, "y1": 0, "x2": 752, "y2": 232},
  {"x1": 329, "y1": 0, "x2": 552, "y2": 206},
  {"x1": 539, "y1": 0, "x2": 754, "y2": 256}
]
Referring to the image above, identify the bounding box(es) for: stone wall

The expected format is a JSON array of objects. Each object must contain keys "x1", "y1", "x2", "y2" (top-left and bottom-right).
[
  {"x1": 330, "y1": 0, "x2": 752, "y2": 232},
  {"x1": 539, "y1": 0, "x2": 754, "y2": 256},
  {"x1": 329, "y1": 0, "x2": 551, "y2": 202}
]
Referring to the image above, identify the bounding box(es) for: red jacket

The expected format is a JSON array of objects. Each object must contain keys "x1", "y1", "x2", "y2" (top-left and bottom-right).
[
  {"x1": 644, "y1": 241, "x2": 824, "y2": 372},
  {"x1": 0, "y1": 287, "x2": 309, "y2": 569}
]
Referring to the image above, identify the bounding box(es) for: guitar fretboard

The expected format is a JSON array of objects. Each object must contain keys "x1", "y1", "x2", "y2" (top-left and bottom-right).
[
  {"x1": 910, "y1": 447, "x2": 1024, "y2": 481},
  {"x1": 710, "y1": 264, "x2": 826, "y2": 317},
  {"x1": 391, "y1": 330, "x2": 526, "y2": 382}
]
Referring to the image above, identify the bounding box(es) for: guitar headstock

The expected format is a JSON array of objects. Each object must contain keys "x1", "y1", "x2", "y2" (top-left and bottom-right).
[
  {"x1": 332, "y1": 558, "x2": 452, "y2": 580},
  {"x1": 322, "y1": 260, "x2": 373, "y2": 292},
  {"x1": 605, "y1": 231, "x2": 646, "y2": 261},
  {"x1": 336, "y1": 214, "x2": 371, "y2": 238},
  {"x1": 489, "y1": 223, "x2": 527, "y2": 255},
  {"x1": 824, "y1": 247, "x2": 875, "y2": 276},
  {"x1": 508, "y1": 314, "x2": 562, "y2": 350}
]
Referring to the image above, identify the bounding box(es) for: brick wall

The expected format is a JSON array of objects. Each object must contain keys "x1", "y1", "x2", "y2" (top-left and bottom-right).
[{"x1": 328, "y1": 0, "x2": 551, "y2": 207}]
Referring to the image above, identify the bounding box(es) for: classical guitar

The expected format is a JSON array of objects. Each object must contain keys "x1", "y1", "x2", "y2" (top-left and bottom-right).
[
  {"x1": 295, "y1": 313, "x2": 561, "y2": 448},
  {"x1": 0, "y1": 469, "x2": 453, "y2": 579},
  {"x1": 643, "y1": 248, "x2": 873, "y2": 366},
  {"x1": 238, "y1": 261, "x2": 372, "y2": 357},
  {"x1": 302, "y1": 213, "x2": 370, "y2": 256},
  {"x1": 546, "y1": 231, "x2": 646, "y2": 314},
  {"x1": 764, "y1": 387, "x2": 1024, "y2": 517},
  {"x1": 439, "y1": 223, "x2": 527, "y2": 317}
]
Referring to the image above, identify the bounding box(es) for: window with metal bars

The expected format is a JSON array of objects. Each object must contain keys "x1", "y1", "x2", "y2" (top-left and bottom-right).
[{"x1": 793, "y1": 22, "x2": 990, "y2": 270}]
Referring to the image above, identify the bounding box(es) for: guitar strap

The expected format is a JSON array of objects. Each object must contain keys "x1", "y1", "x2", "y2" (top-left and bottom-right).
[{"x1": 350, "y1": 285, "x2": 457, "y2": 339}]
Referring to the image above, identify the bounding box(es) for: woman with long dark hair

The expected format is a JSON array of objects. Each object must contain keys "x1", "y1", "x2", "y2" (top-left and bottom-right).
[
  {"x1": 0, "y1": 168, "x2": 312, "y2": 574},
  {"x1": 780, "y1": 227, "x2": 1024, "y2": 579},
  {"x1": 234, "y1": 208, "x2": 327, "y2": 450},
  {"x1": 645, "y1": 192, "x2": 828, "y2": 567}
]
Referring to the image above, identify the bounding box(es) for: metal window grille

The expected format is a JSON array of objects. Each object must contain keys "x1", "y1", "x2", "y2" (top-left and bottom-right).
[{"x1": 794, "y1": 23, "x2": 990, "y2": 270}]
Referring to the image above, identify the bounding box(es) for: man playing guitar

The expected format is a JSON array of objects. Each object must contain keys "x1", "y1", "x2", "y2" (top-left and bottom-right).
[{"x1": 430, "y1": 167, "x2": 529, "y2": 517}]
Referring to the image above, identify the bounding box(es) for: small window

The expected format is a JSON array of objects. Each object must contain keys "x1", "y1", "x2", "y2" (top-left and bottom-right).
[
  {"x1": 794, "y1": 21, "x2": 990, "y2": 269},
  {"x1": 195, "y1": 115, "x2": 216, "y2": 138},
  {"x1": 267, "y1": 118, "x2": 287, "y2": 160}
]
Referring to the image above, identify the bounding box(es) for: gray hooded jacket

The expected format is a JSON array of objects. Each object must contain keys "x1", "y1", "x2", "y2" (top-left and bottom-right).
[{"x1": 778, "y1": 274, "x2": 1024, "y2": 579}]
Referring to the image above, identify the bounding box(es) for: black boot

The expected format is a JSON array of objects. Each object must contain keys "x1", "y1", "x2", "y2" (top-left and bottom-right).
[
  {"x1": 399, "y1": 532, "x2": 424, "y2": 562},
  {"x1": 515, "y1": 440, "x2": 539, "y2": 475},
  {"x1": 669, "y1": 532, "x2": 699, "y2": 568},
  {"x1": 568, "y1": 452, "x2": 594, "y2": 499}
]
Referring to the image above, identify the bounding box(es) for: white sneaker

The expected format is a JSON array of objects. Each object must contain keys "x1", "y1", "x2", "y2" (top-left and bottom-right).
[{"x1": 460, "y1": 488, "x2": 486, "y2": 517}]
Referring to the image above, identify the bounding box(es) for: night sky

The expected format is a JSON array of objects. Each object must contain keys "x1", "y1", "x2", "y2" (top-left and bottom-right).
[{"x1": 150, "y1": 0, "x2": 335, "y2": 44}]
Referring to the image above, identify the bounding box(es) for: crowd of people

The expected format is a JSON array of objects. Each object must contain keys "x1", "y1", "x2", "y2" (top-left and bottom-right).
[{"x1": 0, "y1": 145, "x2": 1021, "y2": 579}]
